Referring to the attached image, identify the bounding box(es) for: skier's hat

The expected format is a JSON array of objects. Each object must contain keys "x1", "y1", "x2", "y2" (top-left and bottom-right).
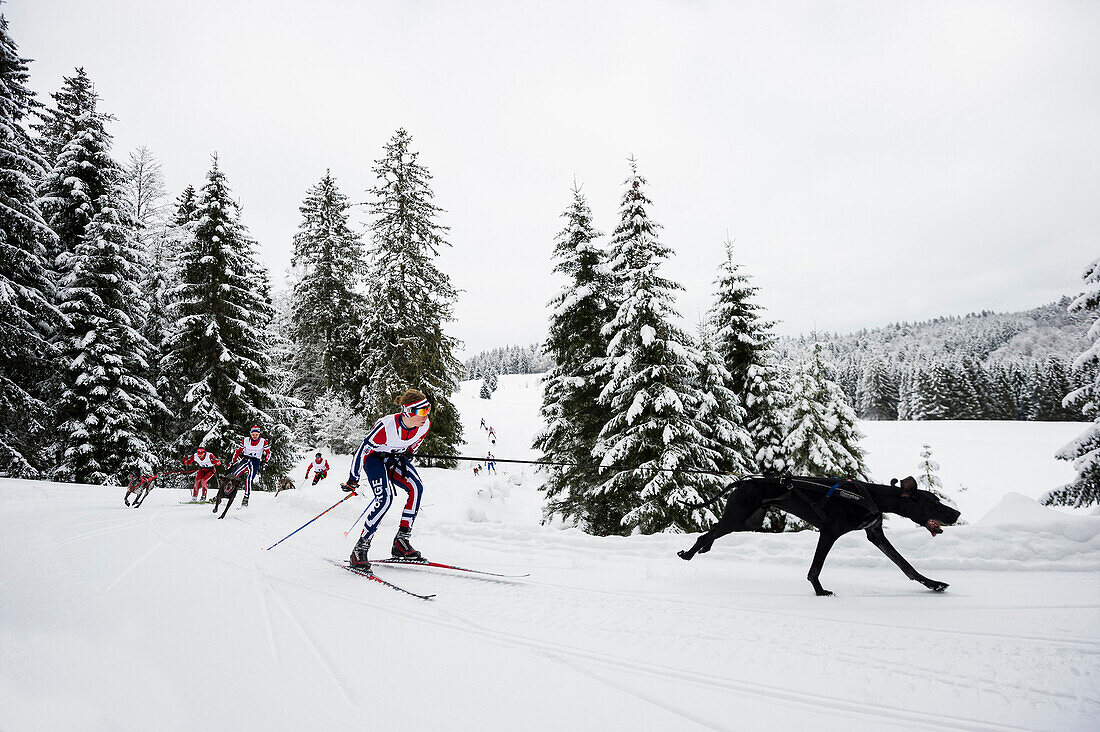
[
  {"x1": 402, "y1": 398, "x2": 431, "y2": 416},
  {"x1": 250, "y1": 426, "x2": 261, "y2": 433}
]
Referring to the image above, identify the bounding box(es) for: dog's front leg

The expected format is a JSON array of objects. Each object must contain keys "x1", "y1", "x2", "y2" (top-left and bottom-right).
[
  {"x1": 864, "y1": 523, "x2": 948, "y2": 592},
  {"x1": 807, "y1": 531, "x2": 839, "y2": 596}
]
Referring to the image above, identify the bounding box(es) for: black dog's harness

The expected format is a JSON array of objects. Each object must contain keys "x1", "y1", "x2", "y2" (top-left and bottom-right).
[{"x1": 770, "y1": 476, "x2": 881, "y2": 528}]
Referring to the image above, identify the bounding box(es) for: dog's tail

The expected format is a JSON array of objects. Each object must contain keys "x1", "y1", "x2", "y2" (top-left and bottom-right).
[{"x1": 683, "y1": 476, "x2": 757, "y2": 510}]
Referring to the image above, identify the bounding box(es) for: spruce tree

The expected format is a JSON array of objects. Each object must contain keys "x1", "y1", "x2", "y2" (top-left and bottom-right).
[
  {"x1": 32, "y1": 66, "x2": 94, "y2": 167},
  {"x1": 162, "y1": 156, "x2": 296, "y2": 480},
  {"x1": 288, "y1": 170, "x2": 366, "y2": 406},
  {"x1": 1048, "y1": 256, "x2": 1100, "y2": 508},
  {"x1": 353, "y1": 129, "x2": 463, "y2": 464},
  {"x1": 54, "y1": 191, "x2": 160, "y2": 483},
  {"x1": 534, "y1": 185, "x2": 612, "y2": 526},
  {"x1": 591, "y1": 159, "x2": 724, "y2": 535},
  {"x1": 744, "y1": 350, "x2": 791, "y2": 476},
  {"x1": 858, "y1": 356, "x2": 898, "y2": 420},
  {"x1": 0, "y1": 14, "x2": 63, "y2": 476},
  {"x1": 36, "y1": 68, "x2": 109, "y2": 272},
  {"x1": 694, "y1": 321, "x2": 755, "y2": 480},
  {"x1": 783, "y1": 338, "x2": 868, "y2": 479},
  {"x1": 710, "y1": 239, "x2": 765, "y2": 396}
]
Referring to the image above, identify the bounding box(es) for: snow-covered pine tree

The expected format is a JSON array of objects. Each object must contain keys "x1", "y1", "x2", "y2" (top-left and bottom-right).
[
  {"x1": 916, "y1": 443, "x2": 960, "y2": 513},
  {"x1": 354, "y1": 129, "x2": 463, "y2": 465},
  {"x1": 535, "y1": 184, "x2": 613, "y2": 527},
  {"x1": 858, "y1": 356, "x2": 898, "y2": 420},
  {"x1": 54, "y1": 188, "x2": 161, "y2": 484},
  {"x1": 783, "y1": 337, "x2": 868, "y2": 479},
  {"x1": 744, "y1": 350, "x2": 791, "y2": 476},
  {"x1": 288, "y1": 170, "x2": 366, "y2": 407},
  {"x1": 162, "y1": 156, "x2": 296, "y2": 481},
  {"x1": 36, "y1": 68, "x2": 109, "y2": 273},
  {"x1": 479, "y1": 365, "x2": 501, "y2": 400},
  {"x1": 32, "y1": 66, "x2": 94, "y2": 168},
  {"x1": 693, "y1": 320, "x2": 755, "y2": 483},
  {"x1": 592, "y1": 159, "x2": 724, "y2": 535},
  {"x1": 1048, "y1": 256, "x2": 1100, "y2": 508},
  {"x1": 0, "y1": 14, "x2": 64, "y2": 476},
  {"x1": 917, "y1": 443, "x2": 942, "y2": 494},
  {"x1": 307, "y1": 389, "x2": 371, "y2": 455},
  {"x1": 710, "y1": 239, "x2": 766, "y2": 395}
]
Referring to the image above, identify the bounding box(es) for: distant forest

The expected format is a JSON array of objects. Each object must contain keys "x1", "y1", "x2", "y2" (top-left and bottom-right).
[{"x1": 470, "y1": 298, "x2": 1093, "y2": 422}]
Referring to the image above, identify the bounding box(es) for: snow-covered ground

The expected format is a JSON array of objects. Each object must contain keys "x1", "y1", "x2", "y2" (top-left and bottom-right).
[{"x1": 2, "y1": 375, "x2": 1098, "y2": 731}]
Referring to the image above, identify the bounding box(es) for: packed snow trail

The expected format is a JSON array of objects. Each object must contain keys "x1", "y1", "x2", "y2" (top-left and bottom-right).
[{"x1": 1, "y1": 376, "x2": 1098, "y2": 730}]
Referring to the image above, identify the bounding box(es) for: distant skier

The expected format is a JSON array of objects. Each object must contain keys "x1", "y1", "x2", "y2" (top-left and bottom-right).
[
  {"x1": 344, "y1": 389, "x2": 432, "y2": 571},
  {"x1": 486, "y1": 451, "x2": 496, "y2": 475},
  {"x1": 304, "y1": 452, "x2": 329, "y2": 486},
  {"x1": 480, "y1": 417, "x2": 486, "y2": 431},
  {"x1": 182, "y1": 446, "x2": 221, "y2": 502},
  {"x1": 487, "y1": 426, "x2": 496, "y2": 444},
  {"x1": 228, "y1": 426, "x2": 270, "y2": 508}
]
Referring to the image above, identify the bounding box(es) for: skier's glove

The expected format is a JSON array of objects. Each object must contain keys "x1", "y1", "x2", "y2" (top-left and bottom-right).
[{"x1": 262, "y1": 462, "x2": 268, "y2": 472}]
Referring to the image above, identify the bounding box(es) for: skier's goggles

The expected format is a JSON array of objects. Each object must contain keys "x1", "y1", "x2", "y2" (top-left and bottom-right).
[{"x1": 404, "y1": 405, "x2": 431, "y2": 416}]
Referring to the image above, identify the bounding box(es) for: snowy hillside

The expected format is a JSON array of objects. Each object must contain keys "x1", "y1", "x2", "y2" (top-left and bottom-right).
[{"x1": 2, "y1": 374, "x2": 1098, "y2": 731}]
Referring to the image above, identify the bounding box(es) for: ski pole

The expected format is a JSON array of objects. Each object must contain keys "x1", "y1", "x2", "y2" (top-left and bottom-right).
[
  {"x1": 265, "y1": 491, "x2": 357, "y2": 551},
  {"x1": 343, "y1": 501, "x2": 372, "y2": 537}
]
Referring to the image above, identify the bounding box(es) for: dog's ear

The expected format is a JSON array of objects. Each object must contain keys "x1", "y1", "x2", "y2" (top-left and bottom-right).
[
  {"x1": 890, "y1": 478, "x2": 899, "y2": 487},
  {"x1": 899, "y1": 476, "x2": 918, "y2": 499}
]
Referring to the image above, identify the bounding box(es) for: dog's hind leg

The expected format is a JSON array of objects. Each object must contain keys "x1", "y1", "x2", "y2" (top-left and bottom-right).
[
  {"x1": 678, "y1": 519, "x2": 736, "y2": 560},
  {"x1": 864, "y1": 522, "x2": 948, "y2": 592},
  {"x1": 678, "y1": 481, "x2": 763, "y2": 560},
  {"x1": 807, "y1": 531, "x2": 839, "y2": 596}
]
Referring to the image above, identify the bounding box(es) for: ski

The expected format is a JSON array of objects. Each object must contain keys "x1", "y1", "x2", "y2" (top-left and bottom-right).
[
  {"x1": 372, "y1": 557, "x2": 529, "y2": 578},
  {"x1": 330, "y1": 560, "x2": 435, "y2": 600}
]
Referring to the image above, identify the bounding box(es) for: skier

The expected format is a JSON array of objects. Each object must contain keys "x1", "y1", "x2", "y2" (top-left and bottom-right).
[
  {"x1": 480, "y1": 417, "x2": 486, "y2": 431},
  {"x1": 182, "y1": 446, "x2": 221, "y2": 502},
  {"x1": 345, "y1": 389, "x2": 432, "y2": 570},
  {"x1": 487, "y1": 426, "x2": 496, "y2": 444},
  {"x1": 228, "y1": 426, "x2": 270, "y2": 508},
  {"x1": 486, "y1": 451, "x2": 496, "y2": 475},
  {"x1": 304, "y1": 452, "x2": 329, "y2": 486}
]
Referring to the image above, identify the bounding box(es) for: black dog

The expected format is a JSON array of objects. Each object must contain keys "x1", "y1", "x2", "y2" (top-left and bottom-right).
[
  {"x1": 678, "y1": 476, "x2": 961, "y2": 596},
  {"x1": 211, "y1": 476, "x2": 242, "y2": 519}
]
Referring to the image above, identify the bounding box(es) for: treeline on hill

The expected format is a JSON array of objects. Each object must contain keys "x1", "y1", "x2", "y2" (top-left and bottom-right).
[
  {"x1": 465, "y1": 344, "x2": 551, "y2": 399},
  {"x1": 778, "y1": 301, "x2": 1095, "y2": 422},
  {"x1": 465, "y1": 344, "x2": 551, "y2": 379},
  {"x1": 0, "y1": 14, "x2": 463, "y2": 483}
]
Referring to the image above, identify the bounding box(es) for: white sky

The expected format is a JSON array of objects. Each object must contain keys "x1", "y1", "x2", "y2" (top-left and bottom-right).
[{"x1": 10, "y1": 0, "x2": 1099, "y2": 356}]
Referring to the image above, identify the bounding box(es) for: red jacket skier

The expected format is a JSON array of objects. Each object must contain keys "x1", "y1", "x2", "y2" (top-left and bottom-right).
[
  {"x1": 182, "y1": 447, "x2": 221, "y2": 501},
  {"x1": 304, "y1": 453, "x2": 329, "y2": 485}
]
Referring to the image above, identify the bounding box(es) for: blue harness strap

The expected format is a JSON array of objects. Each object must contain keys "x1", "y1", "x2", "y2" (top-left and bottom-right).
[{"x1": 826, "y1": 480, "x2": 845, "y2": 498}]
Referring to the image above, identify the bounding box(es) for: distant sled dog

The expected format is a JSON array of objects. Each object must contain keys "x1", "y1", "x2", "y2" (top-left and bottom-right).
[{"x1": 678, "y1": 475, "x2": 961, "y2": 596}]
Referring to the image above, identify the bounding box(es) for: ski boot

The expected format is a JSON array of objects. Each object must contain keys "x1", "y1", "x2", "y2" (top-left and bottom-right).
[
  {"x1": 241, "y1": 494, "x2": 249, "y2": 508},
  {"x1": 350, "y1": 536, "x2": 372, "y2": 571},
  {"x1": 391, "y1": 527, "x2": 423, "y2": 561}
]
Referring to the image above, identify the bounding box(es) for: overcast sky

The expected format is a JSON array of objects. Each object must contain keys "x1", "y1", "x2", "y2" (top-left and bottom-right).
[{"x1": 10, "y1": 0, "x2": 1099, "y2": 356}]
